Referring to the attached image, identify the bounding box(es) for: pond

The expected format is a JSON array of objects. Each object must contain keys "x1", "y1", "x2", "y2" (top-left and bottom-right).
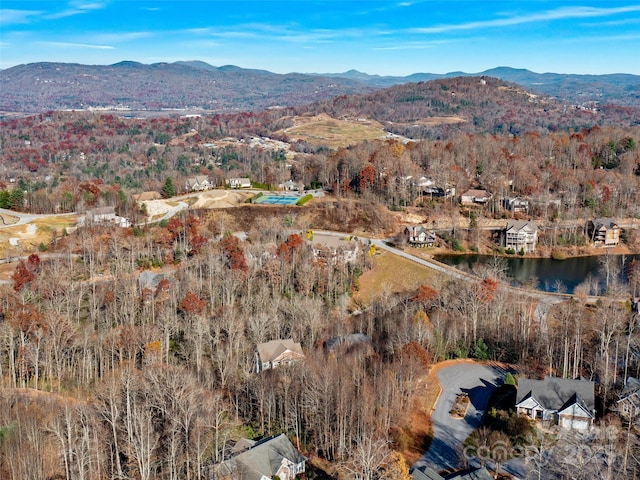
[{"x1": 434, "y1": 253, "x2": 640, "y2": 294}]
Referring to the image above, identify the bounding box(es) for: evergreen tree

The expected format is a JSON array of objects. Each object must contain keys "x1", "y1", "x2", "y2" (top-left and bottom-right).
[{"x1": 161, "y1": 177, "x2": 175, "y2": 198}]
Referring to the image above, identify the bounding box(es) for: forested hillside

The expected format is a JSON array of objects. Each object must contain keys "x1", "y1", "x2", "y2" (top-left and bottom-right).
[
  {"x1": 1, "y1": 76, "x2": 640, "y2": 479},
  {"x1": 0, "y1": 61, "x2": 373, "y2": 113},
  {"x1": 297, "y1": 76, "x2": 640, "y2": 138}
]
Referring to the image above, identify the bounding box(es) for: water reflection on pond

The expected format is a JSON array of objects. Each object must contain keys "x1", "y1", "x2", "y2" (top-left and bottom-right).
[{"x1": 434, "y1": 253, "x2": 640, "y2": 294}]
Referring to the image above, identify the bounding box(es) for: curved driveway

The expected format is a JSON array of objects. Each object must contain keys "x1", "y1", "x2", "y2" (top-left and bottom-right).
[{"x1": 412, "y1": 362, "x2": 510, "y2": 472}]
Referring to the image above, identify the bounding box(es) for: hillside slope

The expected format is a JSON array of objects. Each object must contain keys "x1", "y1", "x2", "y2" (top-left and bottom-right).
[
  {"x1": 295, "y1": 76, "x2": 640, "y2": 138},
  {"x1": 0, "y1": 61, "x2": 374, "y2": 113}
]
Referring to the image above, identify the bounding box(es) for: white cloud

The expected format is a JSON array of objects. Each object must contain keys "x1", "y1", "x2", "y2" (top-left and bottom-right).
[
  {"x1": 92, "y1": 32, "x2": 153, "y2": 43},
  {"x1": 36, "y1": 41, "x2": 114, "y2": 50},
  {"x1": 0, "y1": 9, "x2": 44, "y2": 26},
  {"x1": 46, "y1": 1, "x2": 106, "y2": 20},
  {"x1": 411, "y1": 5, "x2": 640, "y2": 34},
  {"x1": 372, "y1": 39, "x2": 452, "y2": 51}
]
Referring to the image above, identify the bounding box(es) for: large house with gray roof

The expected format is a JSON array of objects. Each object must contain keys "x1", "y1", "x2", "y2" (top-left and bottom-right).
[
  {"x1": 515, "y1": 376, "x2": 595, "y2": 431},
  {"x1": 216, "y1": 433, "x2": 306, "y2": 480},
  {"x1": 503, "y1": 220, "x2": 538, "y2": 253}
]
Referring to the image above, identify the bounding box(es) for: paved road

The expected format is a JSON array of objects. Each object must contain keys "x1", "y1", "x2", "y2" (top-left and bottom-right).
[
  {"x1": 0, "y1": 208, "x2": 77, "y2": 228},
  {"x1": 367, "y1": 237, "x2": 573, "y2": 305},
  {"x1": 412, "y1": 362, "x2": 510, "y2": 472}
]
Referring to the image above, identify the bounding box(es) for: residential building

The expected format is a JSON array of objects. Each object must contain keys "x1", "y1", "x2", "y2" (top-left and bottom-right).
[
  {"x1": 411, "y1": 466, "x2": 494, "y2": 480},
  {"x1": 226, "y1": 177, "x2": 252, "y2": 188},
  {"x1": 504, "y1": 220, "x2": 538, "y2": 253},
  {"x1": 255, "y1": 339, "x2": 305, "y2": 373},
  {"x1": 588, "y1": 217, "x2": 620, "y2": 246},
  {"x1": 502, "y1": 196, "x2": 529, "y2": 215},
  {"x1": 460, "y1": 189, "x2": 492, "y2": 206},
  {"x1": 311, "y1": 235, "x2": 360, "y2": 264},
  {"x1": 216, "y1": 433, "x2": 306, "y2": 480},
  {"x1": 411, "y1": 465, "x2": 444, "y2": 480},
  {"x1": 280, "y1": 179, "x2": 302, "y2": 191},
  {"x1": 323, "y1": 333, "x2": 373, "y2": 356},
  {"x1": 515, "y1": 376, "x2": 595, "y2": 431},
  {"x1": 445, "y1": 467, "x2": 494, "y2": 480},
  {"x1": 415, "y1": 176, "x2": 434, "y2": 189},
  {"x1": 184, "y1": 175, "x2": 211, "y2": 191},
  {"x1": 405, "y1": 226, "x2": 437, "y2": 247},
  {"x1": 617, "y1": 377, "x2": 640, "y2": 420},
  {"x1": 86, "y1": 206, "x2": 131, "y2": 227},
  {"x1": 87, "y1": 206, "x2": 117, "y2": 223}
]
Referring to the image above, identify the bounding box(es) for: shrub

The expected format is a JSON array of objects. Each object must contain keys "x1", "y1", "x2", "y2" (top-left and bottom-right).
[{"x1": 296, "y1": 194, "x2": 313, "y2": 206}]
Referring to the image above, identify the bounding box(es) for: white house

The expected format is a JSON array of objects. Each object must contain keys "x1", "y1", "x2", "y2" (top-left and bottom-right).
[
  {"x1": 226, "y1": 177, "x2": 252, "y2": 189},
  {"x1": 184, "y1": 175, "x2": 212, "y2": 191},
  {"x1": 86, "y1": 206, "x2": 131, "y2": 228},
  {"x1": 405, "y1": 226, "x2": 437, "y2": 247},
  {"x1": 460, "y1": 189, "x2": 492, "y2": 206}
]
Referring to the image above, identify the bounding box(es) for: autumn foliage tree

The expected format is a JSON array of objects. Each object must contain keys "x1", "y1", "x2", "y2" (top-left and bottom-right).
[
  {"x1": 412, "y1": 284, "x2": 438, "y2": 309},
  {"x1": 178, "y1": 291, "x2": 206, "y2": 316},
  {"x1": 11, "y1": 254, "x2": 41, "y2": 292},
  {"x1": 220, "y1": 234, "x2": 248, "y2": 273}
]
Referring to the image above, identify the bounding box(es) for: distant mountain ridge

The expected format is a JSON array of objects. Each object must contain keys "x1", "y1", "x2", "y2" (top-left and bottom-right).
[
  {"x1": 1, "y1": 61, "x2": 639, "y2": 114},
  {"x1": 0, "y1": 61, "x2": 374, "y2": 113},
  {"x1": 317, "y1": 66, "x2": 640, "y2": 106}
]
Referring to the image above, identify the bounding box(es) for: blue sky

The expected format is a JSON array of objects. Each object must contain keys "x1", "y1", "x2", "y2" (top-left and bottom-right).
[{"x1": 2, "y1": 1, "x2": 640, "y2": 75}]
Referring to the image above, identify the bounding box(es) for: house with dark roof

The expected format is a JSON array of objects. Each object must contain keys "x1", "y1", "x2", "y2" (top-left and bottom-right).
[
  {"x1": 588, "y1": 217, "x2": 620, "y2": 247},
  {"x1": 617, "y1": 377, "x2": 640, "y2": 420},
  {"x1": 445, "y1": 467, "x2": 494, "y2": 480},
  {"x1": 503, "y1": 220, "x2": 538, "y2": 253},
  {"x1": 323, "y1": 333, "x2": 374, "y2": 356},
  {"x1": 502, "y1": 196, "x2": 529, "y2": 215},
  {"x1": 411, "y1": 465, "x2": 445, "y2": 480},
  {"x1": 515, "y1": 376, "x2": 595, "y2": 431},
  {"x1": 255, "y1": 339, "x2": 305, "y2": 373},
  {"x1": 216, "y1": 433, "x2": 306, "y2": 480}
]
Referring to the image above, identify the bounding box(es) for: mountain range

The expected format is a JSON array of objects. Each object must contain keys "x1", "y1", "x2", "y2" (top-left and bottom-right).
[
  {"x1": 318, "y1": 67, "x2": 640, "y2": 106},
  {"x1": 1, "y1": 61, "x2": 639, "y2": 114}
]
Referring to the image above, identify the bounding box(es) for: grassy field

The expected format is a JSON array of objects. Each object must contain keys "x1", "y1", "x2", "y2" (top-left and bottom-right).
[
  {"x1": 0, "y1": 215, "x2": 78, "y2": 257},
  {"x1": 353, "y1": 250, "x2": 438, "y2": 307},
  {"x1": 282, "y1": 115, "x2": 388, "y2": 148}
]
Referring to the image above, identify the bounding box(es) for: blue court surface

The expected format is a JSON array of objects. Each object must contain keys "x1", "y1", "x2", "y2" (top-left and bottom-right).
[{"x1": 254, "y1": 194, "x2": 300, "y2": 205}]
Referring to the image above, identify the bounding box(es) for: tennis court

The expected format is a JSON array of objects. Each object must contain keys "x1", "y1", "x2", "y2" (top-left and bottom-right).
[{"x1": 253, "y1": 194, "x2": 301, "y2": 205}]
